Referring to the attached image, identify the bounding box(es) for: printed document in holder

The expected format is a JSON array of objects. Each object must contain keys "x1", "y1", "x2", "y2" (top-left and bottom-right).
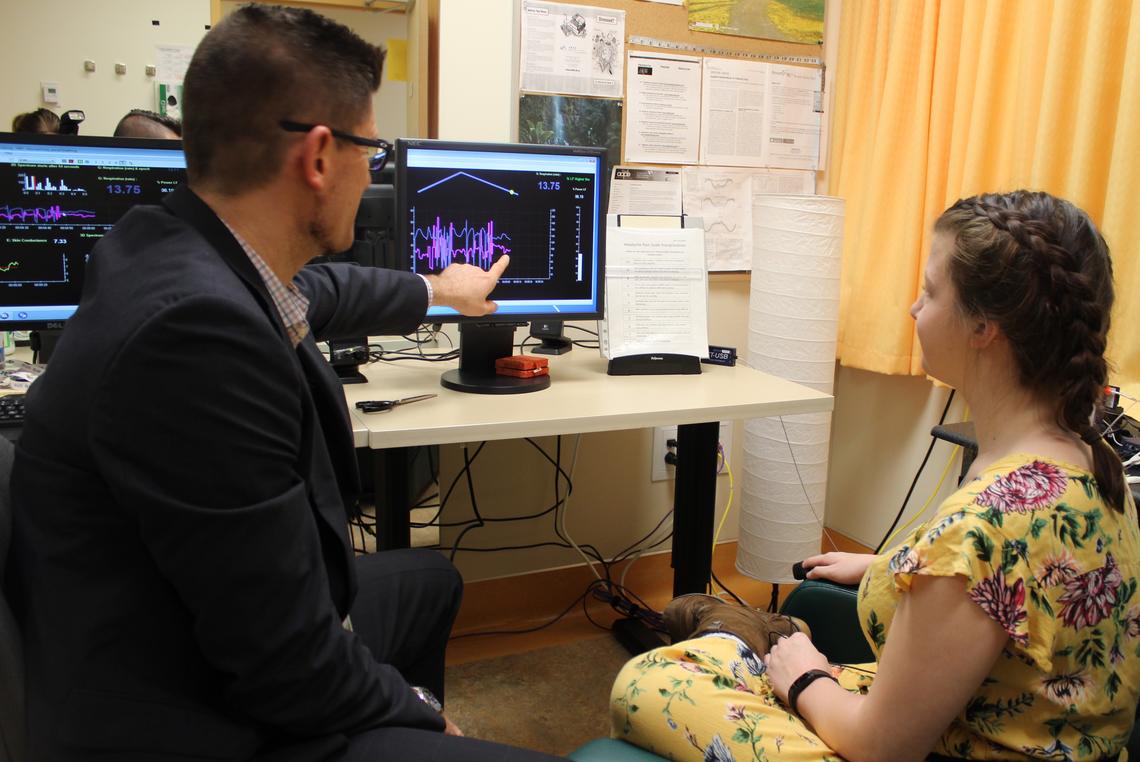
[{"x1": 599, "y1": 214, "x2": 709, "y2": 375}]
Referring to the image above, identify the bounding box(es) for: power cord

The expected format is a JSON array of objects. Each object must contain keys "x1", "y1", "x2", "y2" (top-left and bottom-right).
[
  {"x1": 408, "y1": 433, "x2": 669, "y2": 636},
  {"x1": 448, "y1": 443, "x2": 486, "y2": 561}
]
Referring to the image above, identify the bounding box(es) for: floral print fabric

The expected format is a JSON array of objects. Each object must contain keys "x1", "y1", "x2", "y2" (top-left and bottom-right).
[
  {"x1": 609, "y1": 634, "x2": 873, "y2": 761},
  {"x1": 860, "y1": 454, "x2": 1140, "y2": 760},
  {"x1": 608, "y1": 454, "x2": 1140, "y2": 761}
]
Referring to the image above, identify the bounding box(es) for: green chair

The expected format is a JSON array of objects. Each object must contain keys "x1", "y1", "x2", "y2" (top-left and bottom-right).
[
  {"x1": 779, "y1": 578, "x2": 873, "y2": 664},
  {"x1": 567, "y1": 738, "x2": 669, "y2": 762},
  {"x1": 568, "y1": 579, "x2": 868, "y2": 761}
]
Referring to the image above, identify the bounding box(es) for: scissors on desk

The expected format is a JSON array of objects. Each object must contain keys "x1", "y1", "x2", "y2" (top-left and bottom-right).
[{"x1": 355, "y1": 394, "x2": 437, "y2": 413}]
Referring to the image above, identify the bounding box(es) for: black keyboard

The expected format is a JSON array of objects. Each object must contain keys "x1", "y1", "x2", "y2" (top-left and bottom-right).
[{"x1": 0, "y1": 394, "x2": 26, "y2": 428}]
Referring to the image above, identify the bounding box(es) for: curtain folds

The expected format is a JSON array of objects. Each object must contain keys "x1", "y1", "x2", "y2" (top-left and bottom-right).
[{"x1": 828, "y1": 0, "x2": 1140, "y2": 388}]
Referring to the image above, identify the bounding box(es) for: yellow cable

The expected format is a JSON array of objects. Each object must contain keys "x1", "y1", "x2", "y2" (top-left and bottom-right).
[
  {"x1": 879, "y1": 403, "x2": 972, "y2": 551},
  {"x1": 712, "y1": 451, "x2": 734, "y2": 547},
  {"x1": 879, "y1": 444, "x2": 960, "y2": 550},
  {"x1": 709, "y1": 450, "x2": 734, "y2": 598}
]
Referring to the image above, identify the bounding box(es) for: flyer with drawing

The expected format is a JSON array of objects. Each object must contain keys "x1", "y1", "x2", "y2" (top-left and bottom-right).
[{"x1": 519, "y1": 1, "x2": 625, "y2": 98}]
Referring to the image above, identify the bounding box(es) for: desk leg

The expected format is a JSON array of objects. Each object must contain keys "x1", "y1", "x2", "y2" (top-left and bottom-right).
[
  {"x1": 671, "y1": 421, "x2": 720, "y2": 596},
  {"x1": 373, "y1": 447, "x2": 412, "y2": 551},
  {"x1": 613, "y1": 421, "x2": 720, "y2": 655}
]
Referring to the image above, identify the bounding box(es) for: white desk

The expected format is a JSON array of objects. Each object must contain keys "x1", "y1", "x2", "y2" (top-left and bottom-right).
[{"x1": 343, "y1": 348, "x2": 832, "y2": 601}]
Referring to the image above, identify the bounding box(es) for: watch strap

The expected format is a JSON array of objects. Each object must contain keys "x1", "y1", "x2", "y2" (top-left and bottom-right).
[{"x1": 787, "y1": 668, "x2": 837, "y2": 716}]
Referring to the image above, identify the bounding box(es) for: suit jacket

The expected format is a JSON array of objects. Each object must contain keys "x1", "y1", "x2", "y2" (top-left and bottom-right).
[{"x1": 8, "y1": 187, "x2": 445, "y2": 761}]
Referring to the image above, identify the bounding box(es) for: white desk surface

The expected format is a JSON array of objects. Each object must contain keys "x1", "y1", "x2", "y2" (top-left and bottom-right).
[{"x1": 344, "y1": 350, "x2": 832, "y2": 450}]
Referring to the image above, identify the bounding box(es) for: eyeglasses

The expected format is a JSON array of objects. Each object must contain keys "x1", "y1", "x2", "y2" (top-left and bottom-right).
[{"x1": 279, "y1": 120, "x2": 391, "y2": 172}]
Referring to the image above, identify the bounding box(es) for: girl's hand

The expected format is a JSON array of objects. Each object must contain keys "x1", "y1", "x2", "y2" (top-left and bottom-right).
[
  {"x1": 763, "y1": 632, "x2": 832, "y2": 703},
  {"x1": 800, "y1": 552, "x2": 876, "y2": 585}
]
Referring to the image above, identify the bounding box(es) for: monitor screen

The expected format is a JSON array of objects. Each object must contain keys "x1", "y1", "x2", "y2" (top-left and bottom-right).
[
  {"x1": 396, "y1": 139, "x2": 606, "y2": 322},
  {"x1": 0, "y1": 132, "x2": 186, "y2": 330}
]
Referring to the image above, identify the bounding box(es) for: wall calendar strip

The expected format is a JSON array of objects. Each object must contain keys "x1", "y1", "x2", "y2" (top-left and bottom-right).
[{"x1": 627, "y1": 35, "x2": 822, "y2": 66}]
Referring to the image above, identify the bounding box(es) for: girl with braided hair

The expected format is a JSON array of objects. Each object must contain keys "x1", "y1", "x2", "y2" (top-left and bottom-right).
[{"x1": 608, "y1": 191, "x2": 1140, "y2": 761}]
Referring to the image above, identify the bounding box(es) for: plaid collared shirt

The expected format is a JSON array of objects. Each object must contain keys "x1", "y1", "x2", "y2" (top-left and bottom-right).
[{"x1": 222, "y1": 222, "x2": 311, "y2": 347}]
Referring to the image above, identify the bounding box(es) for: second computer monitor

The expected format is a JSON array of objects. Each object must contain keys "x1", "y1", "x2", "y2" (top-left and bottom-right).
[{"x1": 0, "y1": 132, "x2": 185, "y2": 332}]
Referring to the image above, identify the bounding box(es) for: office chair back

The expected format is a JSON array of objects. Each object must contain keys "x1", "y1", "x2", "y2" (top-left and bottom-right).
[{"x1": 0, "y1": 436, "x2": 24, "y2": 762}]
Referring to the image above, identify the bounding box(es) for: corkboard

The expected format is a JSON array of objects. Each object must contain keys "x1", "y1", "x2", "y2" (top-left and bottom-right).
[
  {"x1": 529, "y1": 0, "x2": 825, "y2": 166},
  {"x1": 540, "y1": 0, "x2": 823, "y2": 66}
]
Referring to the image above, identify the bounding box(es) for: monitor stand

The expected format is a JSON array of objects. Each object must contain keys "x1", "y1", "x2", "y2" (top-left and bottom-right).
[{"x1": 441, "y1": 322, "x2": 550, "y2": 395}]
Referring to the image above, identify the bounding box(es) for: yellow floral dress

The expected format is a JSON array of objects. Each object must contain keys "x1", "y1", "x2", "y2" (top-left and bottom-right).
[{"x1": 608, "y1": 454, "x2": 1140, "y2": 761}]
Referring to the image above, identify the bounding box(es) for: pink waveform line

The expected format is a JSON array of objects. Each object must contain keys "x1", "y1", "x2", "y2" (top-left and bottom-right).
[
  {"x1": 413, "y1": 217, "x2": 511, "y2": 271},
  {"x1": 0, "y1": 205, "x2": 97, "y2": 223}
]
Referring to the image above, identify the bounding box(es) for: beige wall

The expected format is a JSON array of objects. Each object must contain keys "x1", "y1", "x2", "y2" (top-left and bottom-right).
[
  {"x1": 216, "y1": 1, "x2": 410, "y2": 140},
  {"x1": 437, "y1": 0, "x2": 519, "y2": 141},
  {"x1": 1, "y1": 1, "x2": 409, "y2": 140},
  {"x1": 826, "y1": 367, "x2": 967, "y2": 549},
  {"x1": 0, "y1": 0, "x2": 211, "y2": 136}
]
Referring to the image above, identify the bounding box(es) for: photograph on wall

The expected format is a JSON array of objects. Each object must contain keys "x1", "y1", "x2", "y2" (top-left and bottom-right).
[
  {"x1": 687, "y1": 0, "x2": 824, "y2": 44},
  {"x1": 518, "y1": 94, "x2": 622, "y2": 170}
]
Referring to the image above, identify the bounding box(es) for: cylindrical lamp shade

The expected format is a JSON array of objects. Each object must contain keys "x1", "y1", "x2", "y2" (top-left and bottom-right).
[{"x1": 737, "y1": 195, "x2": 844, "y2": 584}]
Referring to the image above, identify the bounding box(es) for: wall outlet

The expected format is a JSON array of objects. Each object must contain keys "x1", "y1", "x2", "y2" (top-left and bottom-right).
[{"x1": 651, "y1": 421, "x2": 733, "y2": 482}]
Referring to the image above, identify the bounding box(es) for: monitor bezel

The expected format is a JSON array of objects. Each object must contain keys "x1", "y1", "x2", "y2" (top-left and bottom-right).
[
  {"x1": 0, "y1": 131, "x2": 184, "y2": 331},
  {"x1": 395, "y1": 138, "x2": 607, "y2": 325}
]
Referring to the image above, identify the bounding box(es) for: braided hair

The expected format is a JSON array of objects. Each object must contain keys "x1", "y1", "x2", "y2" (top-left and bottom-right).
[{"x1": 934, "y1": 191, "x2": 1124, "y2": 512}]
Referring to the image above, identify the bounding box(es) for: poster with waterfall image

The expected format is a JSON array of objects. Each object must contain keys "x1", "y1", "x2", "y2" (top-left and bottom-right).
[{"x1": 518, "y1": 94, "x2": 622, "y2": 171}]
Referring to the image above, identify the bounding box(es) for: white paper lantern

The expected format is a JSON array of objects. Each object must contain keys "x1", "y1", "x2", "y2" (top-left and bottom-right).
[{"x1": 736, "y1": 195, "x2": 844, "y2": 584}]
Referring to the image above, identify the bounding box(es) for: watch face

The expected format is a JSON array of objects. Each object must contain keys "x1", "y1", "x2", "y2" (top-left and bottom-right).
[{"x1": 413, "y1": 686, "x2": 442, "y2": 712}]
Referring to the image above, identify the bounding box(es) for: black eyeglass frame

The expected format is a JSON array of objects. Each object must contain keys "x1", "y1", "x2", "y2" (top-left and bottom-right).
[{"x1": 279, "y1": 120, "x2": 392, "y2": 172}]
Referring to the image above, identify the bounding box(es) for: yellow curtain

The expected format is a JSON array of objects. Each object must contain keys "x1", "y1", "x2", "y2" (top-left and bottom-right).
[{"x1": 828, "y1": 0, "x2": 1140, "y2": 389}]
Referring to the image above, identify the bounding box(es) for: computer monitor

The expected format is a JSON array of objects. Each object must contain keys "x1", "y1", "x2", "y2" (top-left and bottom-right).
[
  {"x1": 0, "y1": 132, "x2": 186, "y2": 358},
  {"x1": 396, "y1": 138, "x2": 606, "y2": 394}
]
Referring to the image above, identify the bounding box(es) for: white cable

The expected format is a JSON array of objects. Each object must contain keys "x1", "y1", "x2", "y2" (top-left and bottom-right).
[
  {"x1": 618, "y1": 511, "x2": 674, "y2": 589},
  {"x1": 778, "y1": 416, "x2": 842, "y2": 553},
  {"x1": 554, "y1": 434, "x2": 604, "y2": 580}
]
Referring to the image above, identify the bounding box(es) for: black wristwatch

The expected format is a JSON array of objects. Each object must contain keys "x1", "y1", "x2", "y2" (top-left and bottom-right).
[
  {"x1": 787, "y1": 669, "x2": 837, "y2": 716},
  {"x1": 411, "y1": 686, "x2": 442, "y2": 713}
]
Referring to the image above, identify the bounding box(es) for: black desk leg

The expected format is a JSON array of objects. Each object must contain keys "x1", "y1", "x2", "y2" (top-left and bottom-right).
[
  {"x1": 671, "y1": 421, "x2": 720, "y2": 596},
  {"x1": 373, "y1": 447, "x2": 412, "y2": 551},
  {"x1": 613, "y1": 421, "x2": 721, "y2": 655}
]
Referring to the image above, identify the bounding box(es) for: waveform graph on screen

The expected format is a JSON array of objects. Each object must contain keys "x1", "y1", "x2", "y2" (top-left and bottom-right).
[
  {"x1": 410, "y1": 169, "x2": 554, "y2": 282},
  {"x1": 411, "y1": 212, "x2": 513, "y2": 272},
  {"x1": 0, "y1": 237, "x2": 71, "y2": 284},
  {"x1": 0, "y1": 204, "x2": 97, "y2": 225}
]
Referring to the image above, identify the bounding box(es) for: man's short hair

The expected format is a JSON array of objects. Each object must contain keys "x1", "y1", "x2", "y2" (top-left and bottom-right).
[
  {"x1": 114, "y1": 109, "x2": 182, "y2": 139},
  {"x1": 182, "y1": 4, "x2": 385, "y2": 195}
]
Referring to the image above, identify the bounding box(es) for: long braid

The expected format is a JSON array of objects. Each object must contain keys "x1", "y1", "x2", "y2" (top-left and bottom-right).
[{"x1": 935, "y1": 191, "x2": 1125, "y2": 512}]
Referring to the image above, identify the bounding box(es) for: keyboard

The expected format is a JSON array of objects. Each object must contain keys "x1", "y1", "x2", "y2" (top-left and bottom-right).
[{"x1": 0, "y1": 394, "x2": 26, "y2": 428}]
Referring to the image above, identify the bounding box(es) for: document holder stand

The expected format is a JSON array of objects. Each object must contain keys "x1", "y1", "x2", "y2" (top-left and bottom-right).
[
  {"x1": 603, "y1": 214, "x2": 707, "y2": 377},
  {"x1": 607, "y1": 353, "x2": 700, "y2": 375}
]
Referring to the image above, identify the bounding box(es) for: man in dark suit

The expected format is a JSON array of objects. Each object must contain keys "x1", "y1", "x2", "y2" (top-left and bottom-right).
[{"x1": 7, "y1": 6, "x2": 563, "y2": 761}]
